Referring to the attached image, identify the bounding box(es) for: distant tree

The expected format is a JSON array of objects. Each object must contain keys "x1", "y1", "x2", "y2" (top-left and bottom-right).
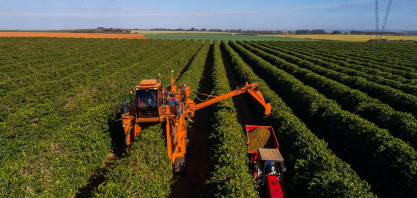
[
  {"x1": 332, "y1": 30, "x2": 342, "y2": 34},
  {"x1": 351, "y1": 30, "x2": 403, "y2": 36},
  {"x1": 295, "y1": 30, "x2": 310, "y2": 34},
  {"x1": 310, "y1": 29, "x2": 327, "y2": 34},
  {"x1": 190, "y1": 27, "x2": 195, "y2": 31}
]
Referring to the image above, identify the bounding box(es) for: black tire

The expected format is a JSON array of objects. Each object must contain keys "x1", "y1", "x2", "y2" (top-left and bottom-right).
[
  {"x1": 174, "y1": 157, "x2": 186, "y2": 174},
  {"x1": 125, "y1": 126, "x2": 133, "y2": 146}
]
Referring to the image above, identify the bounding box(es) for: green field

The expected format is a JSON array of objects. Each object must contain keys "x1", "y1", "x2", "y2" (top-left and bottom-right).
[
  {"x1": 143, "y1": 33, "x2": 314, "y2": 42},
  {"x1": 263, "y1": 34, "x2": 417, "y2": 42}
]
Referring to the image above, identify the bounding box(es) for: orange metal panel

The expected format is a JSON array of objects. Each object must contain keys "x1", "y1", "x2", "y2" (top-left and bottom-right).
[
  {"x1": 139, "y1": 79, "x2": 157, "y2": 85},
  {"x1": 135, "y1": 82, "x2": 161, "y2": 89}
]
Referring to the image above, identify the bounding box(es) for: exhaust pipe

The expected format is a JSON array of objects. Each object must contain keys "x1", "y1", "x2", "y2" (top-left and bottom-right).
[{"x1": 122, "y1": 102, "x2": 129, "y2": 114}]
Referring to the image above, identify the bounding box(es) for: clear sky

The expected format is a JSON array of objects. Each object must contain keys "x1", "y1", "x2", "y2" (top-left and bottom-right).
[{"x1": 0, "y1": 0, "x2": 415, "y2": 30}]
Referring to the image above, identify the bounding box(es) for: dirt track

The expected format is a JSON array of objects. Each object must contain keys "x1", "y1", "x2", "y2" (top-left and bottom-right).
[{"x1": 0, "y1": 32, "x2": 147, "y2": 39}]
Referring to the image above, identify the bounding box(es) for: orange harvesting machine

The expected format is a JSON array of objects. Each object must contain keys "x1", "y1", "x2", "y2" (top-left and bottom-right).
[{"x1": 118, "y1": 71, "x2": 271, "y2": 173}]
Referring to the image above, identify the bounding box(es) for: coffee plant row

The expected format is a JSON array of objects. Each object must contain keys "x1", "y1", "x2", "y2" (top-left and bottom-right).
[{"x1": 206, "y1": 40, "x2": 258, "y2": 197}]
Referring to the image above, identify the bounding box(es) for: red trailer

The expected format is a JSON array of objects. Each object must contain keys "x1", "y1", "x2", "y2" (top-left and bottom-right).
[{"x1": 246, "y1": 125, "x2": 286, "y2": 198}]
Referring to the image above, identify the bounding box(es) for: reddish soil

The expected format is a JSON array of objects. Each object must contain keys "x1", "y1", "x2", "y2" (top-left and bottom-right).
[{"x1": 0, "y1": 32, "x2": 147, "y2": 39}]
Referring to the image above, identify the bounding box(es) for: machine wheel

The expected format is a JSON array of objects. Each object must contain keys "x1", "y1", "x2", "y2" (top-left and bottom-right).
[
  {"x1": 174, "y1": 157, "x2": 186, "y2": 174},
  {"x1": 125, "y1": 126, "x2": 133, "y2": 146}
]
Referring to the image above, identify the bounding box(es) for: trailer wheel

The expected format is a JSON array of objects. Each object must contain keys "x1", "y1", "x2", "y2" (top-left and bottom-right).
[{"x1": 174, "y1": 157, "x2": 186, "y2": 174}]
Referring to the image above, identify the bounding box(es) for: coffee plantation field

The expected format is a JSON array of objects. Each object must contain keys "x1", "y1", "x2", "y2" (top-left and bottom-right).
[
  {"x1": 1, "y1": 37, "x2": 417, "y2": 198},
  {"x1": 143, "y1": 33, "x2": 312, "y2": 42}
]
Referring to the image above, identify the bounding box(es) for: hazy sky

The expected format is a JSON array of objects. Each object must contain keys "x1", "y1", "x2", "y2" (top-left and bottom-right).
[{"x1": 0, "y1": 0, "x2": 415, "y2": 30}]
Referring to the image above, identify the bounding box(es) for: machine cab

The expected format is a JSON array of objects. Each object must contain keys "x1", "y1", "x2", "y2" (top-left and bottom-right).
[{"x1": 135, "y1": 79, "x2": 163, "y2": 118}]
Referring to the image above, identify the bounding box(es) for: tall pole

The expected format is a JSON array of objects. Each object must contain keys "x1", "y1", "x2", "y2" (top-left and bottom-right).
[
  {"x1": 375, "y1": 0, "x2": 379, "y2": 41},
  {"x1": 381, "y1": 0, "x2": 393, "y2": 40}
]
